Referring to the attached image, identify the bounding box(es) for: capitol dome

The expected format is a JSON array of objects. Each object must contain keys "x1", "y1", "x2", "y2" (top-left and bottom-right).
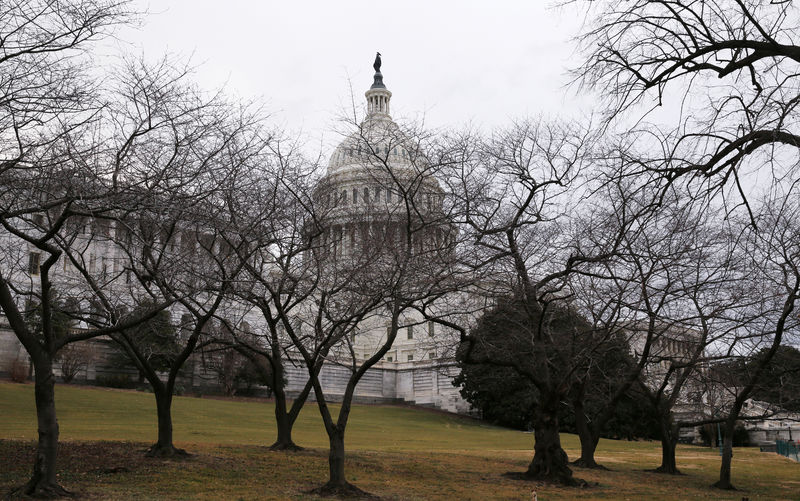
[
  {"x1": 311, "y1": 55, "x2": 449, "y2": 260},
  {"x1": 324, "y1": 55, "x2": 426, "y2": 178}
]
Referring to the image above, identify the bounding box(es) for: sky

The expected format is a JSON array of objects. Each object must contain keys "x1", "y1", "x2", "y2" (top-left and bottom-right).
[{"x1": 117, "y1": 1, "x2": 593, "y2": 153}]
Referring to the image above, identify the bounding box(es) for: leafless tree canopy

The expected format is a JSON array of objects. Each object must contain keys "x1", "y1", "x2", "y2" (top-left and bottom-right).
[{"x1": 575, "y1": 0, "x2": 800, "y2": 209}]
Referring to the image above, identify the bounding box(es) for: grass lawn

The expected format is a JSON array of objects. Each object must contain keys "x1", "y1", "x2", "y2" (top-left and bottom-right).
[{"x1": 1, "y1": 381, "x2": 798, "y2": 500}]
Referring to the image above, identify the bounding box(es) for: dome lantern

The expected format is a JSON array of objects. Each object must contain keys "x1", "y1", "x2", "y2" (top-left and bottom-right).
[{"x1": 366, "y1": 52, "x2": 392, "y2": 118}]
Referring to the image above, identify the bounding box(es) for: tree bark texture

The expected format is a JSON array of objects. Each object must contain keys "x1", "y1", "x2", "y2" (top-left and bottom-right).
[
  {"x1": 307, "y1": 430, "x2": 374, "y2": 498},
  {"x1": 146, "y1": 389, "x2": 187, "y2": 457},
  {"x1": 23, "y1": 357, "x2": 72, "y2": 498},
  {"x1": 652, "y1": 417, "x2": 680, "y2": 474},
  {"x1": 713, "y1": 421, "x2": 736, "y2": 490},
  {"x1": 517, "y1": 399, "x2": 583, "y2": 486},
  {"x1": 571, "y1": 397, "x2": 604, "y2": 469},
  {"x1": 270, "y1": 388, "x2": 301, "y2": 451}
]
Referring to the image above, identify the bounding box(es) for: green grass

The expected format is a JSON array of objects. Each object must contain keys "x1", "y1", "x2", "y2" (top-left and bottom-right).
[
  {"x1": 1, "y1": 381, "x2": 798, "y2": 500},
  {"x1": 0, "y1": 382, "x2": 525, "y2": 451}
]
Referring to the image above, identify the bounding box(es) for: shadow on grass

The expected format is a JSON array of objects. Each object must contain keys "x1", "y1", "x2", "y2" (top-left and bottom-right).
[{"x1": 502, "y1": 470, "x2": 593, "y2": 488}]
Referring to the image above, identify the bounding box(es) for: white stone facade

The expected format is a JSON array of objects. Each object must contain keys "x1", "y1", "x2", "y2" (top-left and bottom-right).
[{"x1": 0, "y1": 63, "x2": 473, "y2": 416}]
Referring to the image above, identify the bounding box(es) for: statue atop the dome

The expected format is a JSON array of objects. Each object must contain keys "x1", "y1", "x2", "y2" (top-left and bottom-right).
[
  {"x1": 370, "y1": 51, "x2": 386, "y2": 89},
  {"x1": 373, "y1": 52, "x2": 382, "y2": 73}
]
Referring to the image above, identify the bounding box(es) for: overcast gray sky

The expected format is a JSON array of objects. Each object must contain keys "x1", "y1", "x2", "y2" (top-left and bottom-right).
[{"x1": 120, "y1": 1, "x2": 592, "y2": 150}]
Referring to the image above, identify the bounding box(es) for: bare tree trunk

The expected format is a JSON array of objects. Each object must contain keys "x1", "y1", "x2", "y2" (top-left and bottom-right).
[
  {"x1": 146, "y1": 388, "x2": 187, "y2": 457},
  {"x1": 652, "y1": 417, "x2": 680, "y2": 474},
  {"x1": 515, "y1": 397, "x2": 583, "y2": 486},
  {"x1": 327, "y1": 430, "x2": 347, "y2": 487},
  {"x1": 574, "y1": 430, "x2": 602, "y2": 470},
  {"x1": 526, "y1": 414, "x2": 574, "y2": 484},
  {"x1": 23, "y1": 356, "x2": 72, "y2": 498},
  {"x1": 571, "y1": 396, "x2": 605, "y2": 469},
  {"x1": 270, "y1": 386, "x2": 301, "y2": 451},
  {"x1": 234, "y1": 344, "x2": 309, "y2": 451},
  {"x1": 713, "y1": 420, "x2": 736, "y2": 490},
  {"x1": 309, "y1": 426, "x2": 373, "y2": 498},
  {"x1": 306, "y1": 363, "x2": 376, "y2": 498}
]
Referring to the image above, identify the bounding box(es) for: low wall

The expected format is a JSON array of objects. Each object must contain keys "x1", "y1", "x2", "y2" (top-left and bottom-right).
[{"x1": 283, "y1": 360, "x2": 471, "y2": 414}]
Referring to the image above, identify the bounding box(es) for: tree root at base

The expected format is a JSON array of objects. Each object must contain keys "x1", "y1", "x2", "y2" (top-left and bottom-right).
[
  {"x1": 307, "y1": 481, "x2": 380, "y2": 499},
  {"x1": 571, "y1": 458, "x2": 609, "y2": 470},
  {"x1": 145, "y1": 444, "x2": 190, "y2": 458},
  {"x1": 268, "y1": 441, "x2": 304, "y2": 452},
  {"x1": 9, "y1": 480, "x2": 75, "y2": 499},
  {"x1": 711, "y1": 480, "x2": 737, "y2": 490}
]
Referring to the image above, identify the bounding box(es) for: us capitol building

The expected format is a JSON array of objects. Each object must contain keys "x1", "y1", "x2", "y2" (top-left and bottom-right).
[{"x1": 0, "y1": 55, "x2": 473, "y2": 414}]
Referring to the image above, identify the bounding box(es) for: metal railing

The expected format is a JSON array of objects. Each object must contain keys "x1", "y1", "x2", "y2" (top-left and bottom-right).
[{"x1": 776, "y1": 440, "x2": 800, "y2": 462}]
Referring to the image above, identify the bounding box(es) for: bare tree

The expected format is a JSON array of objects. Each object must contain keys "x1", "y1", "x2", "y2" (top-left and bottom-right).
[
  {"x1": 225, "y1": 158, "x2": 320, "y2": 451},
  {"x1": 703, "y1": 195, "x2": 800, "y2": 489},
  {"x1": 264, "y1": 96, "x2": 461, "y2": 496},
  {"x1": 0, "y1": 2, "x2": 142, "y2": 496},
  {"x1": 0, "y1": 2, "x2": 278, "y2": 490},
  {"x1": 84, "y1": 60, "x2": 271, "y2": 456},
  {"x1": 430, "y1": 118, "x2": 627, "y2": 486},
  {"x1": 106, "y1": 208, "x2": 250, "y2": 457},
  {"x1": 574, "y1": 0, "x2": 800, "y2": 210},
  {"x1": 56, "y1": 341, "x2": 95, "y2": 383},
  {"x1": 573, "y1": 2, "x2": 800, "y2": 488}
]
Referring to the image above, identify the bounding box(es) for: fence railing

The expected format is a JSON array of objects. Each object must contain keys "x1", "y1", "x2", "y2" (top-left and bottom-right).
[{"x1": 776, "y1": 440, "x2": 799, "y2": 462}]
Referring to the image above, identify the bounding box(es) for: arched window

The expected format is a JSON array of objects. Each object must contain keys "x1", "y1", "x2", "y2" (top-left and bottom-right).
[
  {"x1": 363, "y1": 187, "x2": 370, "y2": 204},
  {"x1": 353, "y1": 188, "x2": 358, "y2": 204}
]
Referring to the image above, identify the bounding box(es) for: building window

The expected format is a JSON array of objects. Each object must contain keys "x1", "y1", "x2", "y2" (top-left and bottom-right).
[
  {"x1": 387, "y1": 356, "x2": 393, "y2": 362},
  {"x1": 407, "y1": 325, "x2": 413, "y2": 340},
  {"x1": 375, "y1": 187, "x2": 381, "y2": 202},
  {"x1": 428, "y1": 352, "x2": 435, "y2": 360},
  {"x1": 33, "y1": 214, "x2": 44, "y2": 227},
  {"x1": 363, "y1": 187, "x2": 369, "y2": 204},
  {"x1": 341, "y1": 190, "x2": 347, "y2": 204},
  {"x1": 428, "y1": 321, "x2": 435, "y2": 337},
  {"x1": 387, "y1": 191, "x2": 393, "y2": 203},
  {"x1": 353, "y1": 188, "x2": 358, "y2": 204},
  {"x1": 407, "y1": 354, "x2": 414, "y2": 361},
  {"x1": 28, "y1": 252, "x2": 40, "y2": 275}
]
